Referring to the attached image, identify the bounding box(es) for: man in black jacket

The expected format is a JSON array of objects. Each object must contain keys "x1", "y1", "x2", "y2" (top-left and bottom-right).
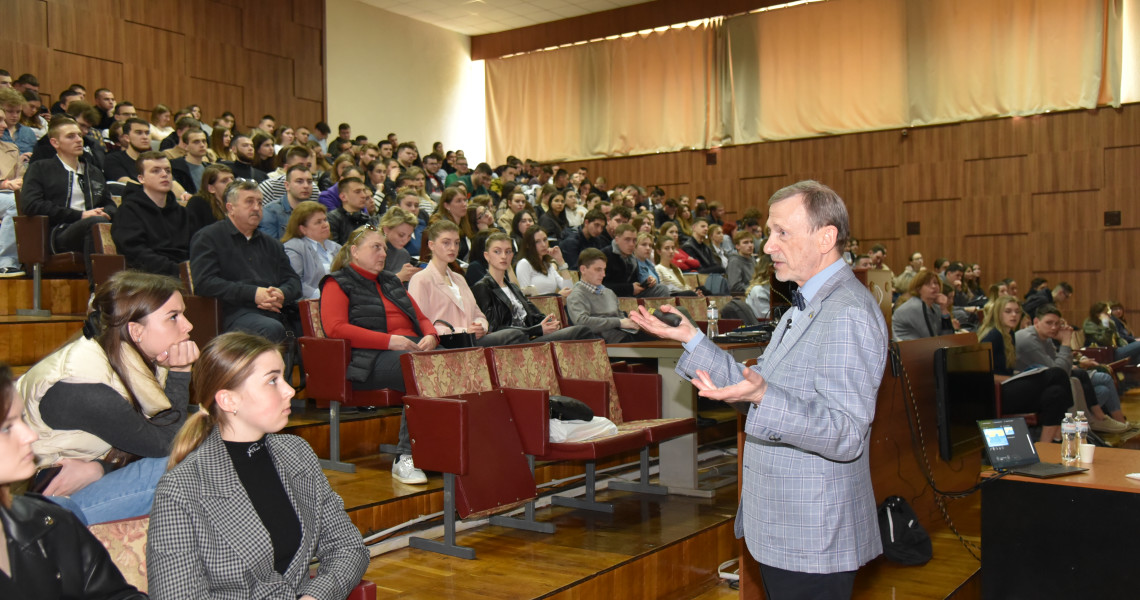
[
  {"x1": 189, "y1": 180, "x2": 300, "y2": 344},
  {"x1": 29, "y1": 102, "x2": 105, "y2": 171},
  {"x1": 558, "y1": 208, "x2": 607, "y2": 270},
  {"x1": 221, "y1": 133, "x2": 267, "y2": 183},
  {"x1": 20, "y1": 117, "x2": 114, "y2": 284},
  {"x1": 327, "y1": 177, "x2": 376, "y2": 245},
  {"x1": 111, "y1": 152, "x2": 194, "y2": 277},
  {"x1": 603, "y1": 224, "x2": 669, "y2": 298}
]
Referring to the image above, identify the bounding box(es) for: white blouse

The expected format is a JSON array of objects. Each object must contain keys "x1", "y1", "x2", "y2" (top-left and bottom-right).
[{"x1": 516, "y1": 259, "x2": 570, "y2": 295}]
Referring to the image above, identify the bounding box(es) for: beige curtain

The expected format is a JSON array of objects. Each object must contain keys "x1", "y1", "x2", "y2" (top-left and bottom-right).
[
  {"x1": 485, "y1": 0, "x2": 1125, "y2": 161},
  {"x1": 906, "y1": 0, "x2": 1112, "y2": 125},
  {"x1": 485, "y1": 22, "x2": 718, "y2": 163},
  {"x1": 723, "y1": 0, "x2": 909, "y2": 143}
]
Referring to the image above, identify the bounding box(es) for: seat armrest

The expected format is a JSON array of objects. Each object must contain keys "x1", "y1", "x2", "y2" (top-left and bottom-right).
[
  {"x1": 347, "y1": 580, "x2": 377, "y2": 600},
  {"x1": 404, "y1": 395, "x2": 468, "y2": 475},
  {"x1": 556, "y1": 378, "x2": 609, "y2": 419},
  {"x1": 14, "y1": 215, "x2": 49, "y2": 265},
  {"x1": 298, "y1": 336, "x2": 352, "y2": 400},
  {"x1": 499, "y1": 388, "x2": 550, "y2": 457},
  {"x1": 613, "y1": 372, "x2": 663, "y2": 421}
]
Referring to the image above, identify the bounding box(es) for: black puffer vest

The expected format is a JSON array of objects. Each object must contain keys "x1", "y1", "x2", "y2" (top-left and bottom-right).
[{"x1": 321, "y1": 266, "x2": 422, "y2": 382}]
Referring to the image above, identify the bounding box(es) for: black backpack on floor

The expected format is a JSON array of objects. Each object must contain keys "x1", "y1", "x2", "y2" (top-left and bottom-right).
[{"x1": 877, "y1": 495, "x2": 932, "y2": 565}]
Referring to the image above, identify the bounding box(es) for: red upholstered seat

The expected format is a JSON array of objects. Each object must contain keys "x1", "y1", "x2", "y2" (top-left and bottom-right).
[
  {"x1": 487, "y1": 343, "x2": 668, "y2": 499},
  {"x1": 400, "y1": 347, "x2": 555, "y2": 559},
  {"x1": 297, "y1": 299, "x2": 403, "y2": 472},
  {"x1": 550, "y1": 339, "x2": 697, "y2": 495}
]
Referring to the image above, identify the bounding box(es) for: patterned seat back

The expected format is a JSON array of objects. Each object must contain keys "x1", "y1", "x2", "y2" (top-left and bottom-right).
[
  {"x1": 486, "y1": 343, "x2": 561, "y2": 396},
  {"x1": 682, "y1": 273, "x2": 699, "y2": 290},
  {"x1": 405, "y1": 348, "x2": 494, "y2": 398},
  {"x1": 551, "y1": 339, "x2": 623, "y2": 425},
  {"x1": 298, "y1": 299, "x2": 325, "y2": 338},
  {"x1": 677, "y1": 296, "x2": 708, "y2": 318},
  {"x1": 94, "y1": 222, "x2": 117, "y2": 254},
  {"x1": 641, "y1": 297, "x2": 676, "y2": 312},
  {"x1": 527, "y1": 295, "x2": 565, "y2": 325},
  {"x1": 617, "y1": 296, "x2": 639, "y2": 315}
]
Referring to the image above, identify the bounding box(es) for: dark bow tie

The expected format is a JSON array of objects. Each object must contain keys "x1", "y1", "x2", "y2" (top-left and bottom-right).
[{"x1": 791, "y1": 289, "x2": 806, "y2": 311}]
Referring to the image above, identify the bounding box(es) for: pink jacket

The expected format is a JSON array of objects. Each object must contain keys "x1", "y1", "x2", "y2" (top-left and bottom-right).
[{"x1": 407, "y1": 265, "x2": 489, "y2": 333}]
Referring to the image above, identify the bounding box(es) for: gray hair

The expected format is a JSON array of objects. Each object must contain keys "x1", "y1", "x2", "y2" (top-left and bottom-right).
[
  {"x1": 768, "y1": 180, "x2": 849, "y2": 254},
  {"x1": 223, "y1": 179, "x2": 261, "y2": 206}
]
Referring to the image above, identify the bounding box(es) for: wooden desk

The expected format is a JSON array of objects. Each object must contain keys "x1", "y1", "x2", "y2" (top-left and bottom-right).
[
  {"x1": 606, "y1": 340, "x2": 764, "y2": 497},
  {"x1": 981, "y1": 442, "x2": 1140, "y2": 599}
]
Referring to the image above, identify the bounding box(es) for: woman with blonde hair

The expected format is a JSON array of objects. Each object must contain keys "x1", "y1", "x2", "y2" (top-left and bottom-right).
[
  {"x1": 319, "y1": 226, "x2": 439, "y2": 483},
  {"x1": 149, "y1": 104, "x2": 173, "y2": 147},
  {"x1": 282, "y1": 201, "x2": 341, "y2": 299},
  {"x1": 379, "y1": 206, "x2": 422, "y2": 282},
  {"x1": 148, "y1": 332, "x2": 368, "y2": 597},
  {"x1": 16, "y1": 271, "x2": 198, "y2": 525},
  {"x1": 654, "y1": 235, "x2": 701, "y2": 297}
]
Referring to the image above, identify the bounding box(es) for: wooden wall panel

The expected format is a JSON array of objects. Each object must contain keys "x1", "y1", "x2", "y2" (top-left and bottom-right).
[
  {"x1": 121, "y1": 0, "x2": 183, "y2": 33},
  {"x1": 47, "y1": 3, "x2": 123, "y2": 63},
  {"x1": 185, "y1": 1, "x2": 244, "y2": 44},
  {"x1": 960, "y1": 195, "x2": 1030, "y2": 236},
  {"x1": 561, "y1": 104, "x2": 1140, "y2": 320},
  {"x1": 8, "y1": 0, "x2": 48, "y2": 47},
  {"x1": 0, "y1": 0, "x2": 324, "y2": 138},
  {"x1": 122, "y1": 22, "x2": 186, "y2": 73},
  {"x1": 49, "y1": 51, "x2": 123, "y2": 102},
  {"x1": 963, "y1": 156, "x2": 1030, "y2": 196},
  {"x1": 1028, "y1": 150, "x2": 1101, "y2": 193},
  {"x1": 960, "y1": 117, "x2": 1033, "y2": 160}
]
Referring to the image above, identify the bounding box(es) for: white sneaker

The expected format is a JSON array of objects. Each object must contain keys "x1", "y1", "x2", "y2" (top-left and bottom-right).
[
  {"x1": 1091, "y1": 416, "x2": 1129, "y2": 433},
  {"x1": 392, "y1": 454, "x2": 427, "y2": 484}
]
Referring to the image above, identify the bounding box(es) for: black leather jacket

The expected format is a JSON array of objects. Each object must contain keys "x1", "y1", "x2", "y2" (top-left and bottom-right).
[
  {"x1": 471, "y1": 274, "x2": 546, "y2": 338},
  {"x1": 0, "y1": 494, "x2": 147, "y2": 600}
]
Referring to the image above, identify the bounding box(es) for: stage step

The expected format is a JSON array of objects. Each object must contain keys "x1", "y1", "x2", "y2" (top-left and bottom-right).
[
  {"x1": 362, "y1": 465, "x2": 740, "y2": 599},
  {"x1": 0, "y1": 278, "x2": 89, "y2": 316}
]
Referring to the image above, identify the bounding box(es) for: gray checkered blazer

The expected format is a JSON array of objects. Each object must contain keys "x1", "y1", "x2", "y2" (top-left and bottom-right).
[
  {"x1": 146, "y1": 427, "x2": 367, "y2": 599},
  {"x1": 678, "y1": 265, "x2": 887, "y2": 574}
]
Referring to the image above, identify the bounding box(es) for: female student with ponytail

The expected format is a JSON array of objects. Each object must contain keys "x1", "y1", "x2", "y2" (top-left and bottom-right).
[
  {"x1": 147, "y1": 332, "x2": 367, "y2": 599},
  {"x1": 17, "y1": 270, "x2": 198, "y2": 525}
]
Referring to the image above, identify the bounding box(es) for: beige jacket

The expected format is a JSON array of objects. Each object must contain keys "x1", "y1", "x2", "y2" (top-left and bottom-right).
[{"x1": 18, "y1": 336, "x2": 171, "y2": 467}]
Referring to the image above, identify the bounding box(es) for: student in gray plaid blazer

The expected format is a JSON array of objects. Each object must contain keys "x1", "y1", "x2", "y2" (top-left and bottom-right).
[
  {"x1": 632, "y1": 181, "x2": 888, "y2": 600},
  {"x1": 147, "y1": 332, "x2": 367, "y2": 600}
]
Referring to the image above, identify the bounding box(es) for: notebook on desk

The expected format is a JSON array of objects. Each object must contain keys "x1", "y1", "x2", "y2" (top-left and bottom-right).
[{"x1": 977, "y1": 417, "x2": 1088, "y2": 479}]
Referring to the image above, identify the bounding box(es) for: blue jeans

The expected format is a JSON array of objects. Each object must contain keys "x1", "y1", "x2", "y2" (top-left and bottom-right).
[
  {"x1": 0, "y1": 191, "x2": 18, "y2": 269},
  {"x1": 48, "y1": 456, "x2": 167, "y2": 525},
  {"x1": 1114, "y1": 340, "x2": 1140, "y2": 365},
  {"x1": 1089, "y1": 370, "x2": 1122, "y2": 414}
]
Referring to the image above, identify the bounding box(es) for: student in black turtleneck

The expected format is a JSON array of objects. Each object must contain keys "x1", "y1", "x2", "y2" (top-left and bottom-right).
[{"x1": 146, "y1": 332, "x2": 367, "y2": 599}]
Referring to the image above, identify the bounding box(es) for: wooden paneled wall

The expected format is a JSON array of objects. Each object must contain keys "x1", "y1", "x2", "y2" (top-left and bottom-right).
[
  {"x1": 560, "y1": 105, "x2": 1140, "y2": 324},
  {"x1": 0, "y1": 0, "x2": 325, "y2": 130}
]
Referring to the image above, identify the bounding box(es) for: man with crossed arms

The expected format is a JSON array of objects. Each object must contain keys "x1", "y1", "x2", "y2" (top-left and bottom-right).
[{"x1": 631, "y1": 180, "x2": 887, "y2": 599}]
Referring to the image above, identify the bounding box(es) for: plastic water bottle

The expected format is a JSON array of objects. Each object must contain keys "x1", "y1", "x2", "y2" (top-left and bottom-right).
[
  {"x1": 1060, "y1": 413, "x2": 1078, "y2": 466},
  {"x1": 706, "y1": 300, "x2": 719, "y2": 338},
  {"x1": 1074, "y1": 411, "x2": 1089, "y2": 458}
]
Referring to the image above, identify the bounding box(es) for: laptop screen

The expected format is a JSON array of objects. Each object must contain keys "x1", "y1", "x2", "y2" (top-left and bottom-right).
[{"x1": 977, "y1": 417, "x2": 1039, "y2": 469}]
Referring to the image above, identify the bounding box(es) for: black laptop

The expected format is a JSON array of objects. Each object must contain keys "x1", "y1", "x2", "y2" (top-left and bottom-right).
[{"x1": 976, "y1": 417, "x2": 1088, "y2": 478}]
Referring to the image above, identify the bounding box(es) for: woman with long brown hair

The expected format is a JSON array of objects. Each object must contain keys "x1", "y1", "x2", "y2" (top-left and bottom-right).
[
  {"x1": 427, "y1": 186, "x2": 475, "y2": 261},
  {"x1": 185, "y1": 163, "x2": 235, "y2": 232},
  {"x1": 0, "y1": 364, "x2": 147, "y2": 599},
  {"x1": 148, "y1": 332, "x2": 367, "y2": 598},
  {"x1": 16, "y1": 271, "x2": 199, "y2": 525},
  {"x1": 209, "y1": 126, "x2": 233, "y2": 162}
]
